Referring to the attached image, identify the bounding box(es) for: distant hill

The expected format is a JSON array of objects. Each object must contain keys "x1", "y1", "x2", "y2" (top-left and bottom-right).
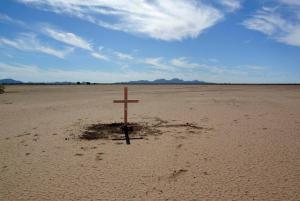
[
  {"x1": 0, "y1": 78, "x2": 208, "y2": 85},
  {"x1": 0, "y1": 79, "x2": 23, "y2": 84},
  {"x1": 0, "y1": 79, "x2": 75, "y2": 85},
  {"x1": 124, "y1": 78, "x2": 208, "y2": 84}
]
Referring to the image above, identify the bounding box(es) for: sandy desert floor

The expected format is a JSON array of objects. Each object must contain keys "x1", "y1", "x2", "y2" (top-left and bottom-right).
[{"x1": 0, "y1": 85, "x2": 299, "y2": 201}]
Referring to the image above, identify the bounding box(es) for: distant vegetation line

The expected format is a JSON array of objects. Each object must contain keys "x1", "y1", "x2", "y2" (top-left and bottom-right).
[{"x1": 0, "y1": 84, "x2": 4, "y2": 94}]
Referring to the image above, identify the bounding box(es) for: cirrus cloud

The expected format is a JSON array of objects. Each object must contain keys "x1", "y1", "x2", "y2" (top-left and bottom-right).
[
  {"x1": 243, "y1": 2, "x2": 300, "y2": 47},
  {"x1": 0, "y1": 33, "x2": 73, "y2": 58},
  {"x1": 43, "y1": 27, "x2": 93, "y2": 51},
  {"x1": 170, "y1": 57, "x2": 200, "y2": 68},
  {"x1": 42, "y1": 26, "x2": 109, "y2": 61},
  {"x1": 18, "y1": 0, "x2": 224, "y2": 41}
]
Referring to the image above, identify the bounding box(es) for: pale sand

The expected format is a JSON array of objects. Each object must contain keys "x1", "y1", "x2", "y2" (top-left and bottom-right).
[{"x1": 0, "y1": 85, "x2": 299, "y2": 201}]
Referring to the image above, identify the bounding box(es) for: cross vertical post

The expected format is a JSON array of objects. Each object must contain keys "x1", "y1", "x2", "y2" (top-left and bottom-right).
[
  {"x1": 124, "y1": 87, "x2": 128, "y2": 125},
  {"x1": 113, "y1": 87, "x2": 139, "y2": 145},
  {"x1": 124, "y1": 87, "x2": 130, "y2": 144}
]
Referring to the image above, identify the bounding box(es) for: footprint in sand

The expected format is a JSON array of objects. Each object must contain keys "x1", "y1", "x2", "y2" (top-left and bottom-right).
[
  {"x1": 188, "y1": 130, "x2": 199, "y2": 134},
  {"x1": 15, "y1": 133, "x2": 31, "y2": 138},
  {"x1": 80, "y1": 146, "x2": 89, "y2": 151},
  {"x1": 175, "y1": 136, "x2": 187, "y2": 140},
  {"x1": 244, "y1": 114, "x2": 251, "y2": 119},
  {"x1": 95, "y1": 156, "x2": 103, "y2": 161},
  {"x1": 203, "y1": 171, "x2": 209, "y2": 175},
  {"x1": 95, "y1": 152, "x2": 104, "y2": 161},
  {"x1": 169, "y1": 169, "x2": 188, "y2": 179},
  {"x1": 75, "y1": 153, "x2": 84, "y2": 156}
]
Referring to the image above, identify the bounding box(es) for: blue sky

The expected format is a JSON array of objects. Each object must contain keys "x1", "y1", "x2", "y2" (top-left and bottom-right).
[{"x1": 0, "y1": 0, "x2": 299, "y2": 83}]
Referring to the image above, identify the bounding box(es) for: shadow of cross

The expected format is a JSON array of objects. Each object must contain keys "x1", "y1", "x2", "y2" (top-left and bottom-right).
[{"x1": 113, "y1": 87, "x2": 139, "y2": 144}]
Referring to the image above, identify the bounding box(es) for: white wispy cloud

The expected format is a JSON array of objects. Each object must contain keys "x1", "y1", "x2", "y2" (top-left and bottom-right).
[
  {"x1": 243, "y1": 3, "x2": 300, "y2": 47},
  {"x1": 114, "y1": 51, "x2": 133, "y2": 60},
  {"x1": 145, "y1": 57, "x2": 269, "y2": 78},
  {"x1": 0, "y1": 33, "x2": 73, "y2": 58},
  {"x1": 277, "y1": 27, "x2": 300, "y2": 46},
  {"x1": 144, "y1": 57, "x2": 222, "y2": 72},
  {"x1": 242, "y1": 8, "x2": 286, "y2": 35},
  {"x1": 243, "y1": 65, "x2": 267, "y2": 71},
  {"x1": 0, "y1": 13, "x2": 115, "y2": 62},
  {"x1": 1, "y1": 14, "x2": 95, "y2": 52},
  {"x1": 0, "y1": 13, "x2": 27, "y2": 27},
  {"x1": 43, "y1": 27, "x2": 93, "y2": 51},
  {"x1": 18, "y1": 0, "x2": 225, "y2": 41},
  {"x1": 43, "y1": 26, "x2": 110, "y2": 61},
  {"x1": 170, "y1": 57, "x2": 200, "y2": 68},
  {"x1": 91, "y1": 52, "x2": 109, "y2": 61},
  {"x1": 279, "y1": 0, "x2": 300, "y2": 6},
  {"x1": 218, "y1": 0, "x2": 241, "y2": 12},
  {"x1": 142, "y1": 57, "x2": 243, "y2": 77},
  {"x1": 144, "y1": 57, "x2": 174, "y2": 71}
]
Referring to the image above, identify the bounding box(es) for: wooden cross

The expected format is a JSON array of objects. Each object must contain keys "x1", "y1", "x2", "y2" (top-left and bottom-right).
[{"x1": 113, "y1": 87, "x2": 139, "y2": 144}]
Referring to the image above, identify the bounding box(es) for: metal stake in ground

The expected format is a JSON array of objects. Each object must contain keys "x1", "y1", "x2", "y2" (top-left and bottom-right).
[{"x1": 113, "y1": 87, "x2": 139, "y2": 144}]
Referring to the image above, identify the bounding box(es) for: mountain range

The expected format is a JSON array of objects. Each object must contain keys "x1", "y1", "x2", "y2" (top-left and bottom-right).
[
  {"x1": 0, "y1": 79, "x2": 23, "y2": 84},
  {"x1": 0, "y1": 78, "x2": 208, "y2": 84}
]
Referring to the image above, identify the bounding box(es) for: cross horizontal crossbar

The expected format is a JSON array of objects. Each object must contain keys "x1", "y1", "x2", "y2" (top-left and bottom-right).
[{"x1": 113, "y1": 100, "x2": 139, "y2": 103}]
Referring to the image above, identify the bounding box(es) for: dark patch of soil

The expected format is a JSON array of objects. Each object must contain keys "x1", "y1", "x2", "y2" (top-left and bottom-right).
[
  {"x1": 78, "y1": 117, "x2": 210, "y2": 141},
  {"x1": 79, "y1": 122, "x2": 162, "y2": 140}
]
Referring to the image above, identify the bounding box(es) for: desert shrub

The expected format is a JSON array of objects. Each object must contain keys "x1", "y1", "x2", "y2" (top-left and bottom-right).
[{"x1": 0, "y1": 85, "x2": 4, "y2": 94}]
